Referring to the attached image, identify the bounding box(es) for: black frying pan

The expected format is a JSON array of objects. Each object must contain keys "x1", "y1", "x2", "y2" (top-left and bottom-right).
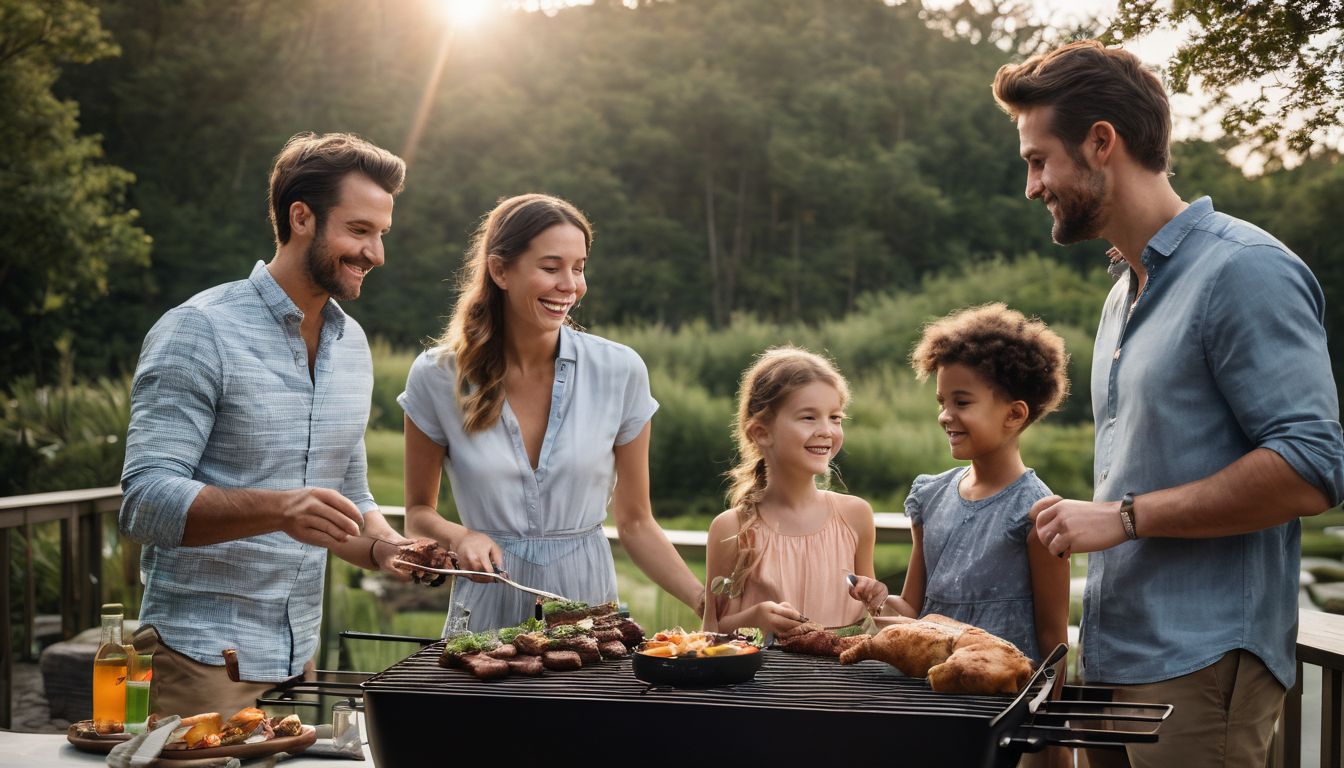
[{"x1": 631, "y1": 647, "x2": 765, "y2": 687}]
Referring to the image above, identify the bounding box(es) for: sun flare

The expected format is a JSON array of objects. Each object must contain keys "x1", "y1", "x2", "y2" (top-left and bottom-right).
[{"x1": 430, "y1": 0, "x2": 496, "y2": 26}]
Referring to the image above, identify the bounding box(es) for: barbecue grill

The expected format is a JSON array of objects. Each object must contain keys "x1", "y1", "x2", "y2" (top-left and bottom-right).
[{"x1": 360, "y1": 642, "x2": 1170, "y2": 767}]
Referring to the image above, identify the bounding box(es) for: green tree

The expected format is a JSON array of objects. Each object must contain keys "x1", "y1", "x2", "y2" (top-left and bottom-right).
[
  {"x1": 0, "y1": 0, "x2": 151, "y2": 383},
  {"x1": 1109, "y1": 0, "x2": 1344, "y2": 155}
]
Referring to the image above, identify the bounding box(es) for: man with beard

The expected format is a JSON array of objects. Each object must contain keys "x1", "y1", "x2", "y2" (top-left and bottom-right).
[
  {"x1": 120, "y1": 132, "x2": 419, "y2": 717},
  {"x1": 993, "y1": 42, "x2": 1342, "y2": 767}
]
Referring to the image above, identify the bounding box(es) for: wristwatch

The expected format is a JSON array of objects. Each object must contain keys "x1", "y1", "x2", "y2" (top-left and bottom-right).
[{"x1": 1119, "y1": 492, "x2": 1138, "y2": 540}]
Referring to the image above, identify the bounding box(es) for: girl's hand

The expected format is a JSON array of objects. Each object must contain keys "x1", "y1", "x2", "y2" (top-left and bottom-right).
[
  {"x1": 456, "y1": 531, "x2": 504, "y2": 583},
  {"x1": 848, "y1": 575, "x2": 889, "y2": 613},
  {"x1": 755, "y1": 601, "x2": 807, "y2": 633}
]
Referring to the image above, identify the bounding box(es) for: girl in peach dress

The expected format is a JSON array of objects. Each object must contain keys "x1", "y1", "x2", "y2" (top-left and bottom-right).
[{"x1": 702, "y1": 347, "x2": 880, "y2": 634}]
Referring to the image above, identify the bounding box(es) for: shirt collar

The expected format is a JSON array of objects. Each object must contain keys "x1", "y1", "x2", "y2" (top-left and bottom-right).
[
  {"x1": 1147, "y1": 196, "x2": 1215, "y2": 259},
  {"x1": 557, "y1": 324, "x2": 579, "y2": 363},
  {"x1": 248, "y1": 260, "x2": 347, "y2": 340}
]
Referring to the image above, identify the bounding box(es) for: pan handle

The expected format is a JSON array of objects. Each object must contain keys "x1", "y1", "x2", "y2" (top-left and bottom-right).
[{"x1": 339, "y1": 630, "x2": 439, "y2": 646}]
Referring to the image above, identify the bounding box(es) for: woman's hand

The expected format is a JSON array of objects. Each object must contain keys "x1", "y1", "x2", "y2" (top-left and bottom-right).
[
  {"x1": 848, "y1": 574, "x2": 889, "y2": 614},
  {"x1": 754, "y1": 601, "x2": 807, "y2": 633},
  {"x1": 456, "y1": 530, "x2": 504, "y2": 583}
]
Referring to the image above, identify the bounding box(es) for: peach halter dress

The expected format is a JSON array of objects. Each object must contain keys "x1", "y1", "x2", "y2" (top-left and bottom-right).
[{"x1": 716, "y1": 492, "x2": 866, "y2": 629}]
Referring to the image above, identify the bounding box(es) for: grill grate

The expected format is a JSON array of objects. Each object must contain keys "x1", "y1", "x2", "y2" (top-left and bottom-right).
[{"x1": 364, "y1": 642, "x2": 1038, "y2": 718}]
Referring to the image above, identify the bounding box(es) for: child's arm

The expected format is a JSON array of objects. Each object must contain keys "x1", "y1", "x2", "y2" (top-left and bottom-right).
[
  {"x1": 848, "y1": 524, "x2": 923, "y2": 619},
  {"x1": 702, "y1": 509, "x2": 805, "y2": 633},
  {"x1": 889, "y1": 525, "x2": 925, "y2": 618},
  {"x1": 1027, "y1": 521, "x2": 1071, "y2": 660}
]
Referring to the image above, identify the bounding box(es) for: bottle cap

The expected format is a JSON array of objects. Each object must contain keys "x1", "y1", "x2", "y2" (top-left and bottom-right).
[{"x1": 101, "y1": 603, "x2": 124, "y2": 615}]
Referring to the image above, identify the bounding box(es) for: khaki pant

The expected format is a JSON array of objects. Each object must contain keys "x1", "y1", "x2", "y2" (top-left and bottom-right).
[
  {"x1": 131, "y1": 624, "x2": 313, "y2": 719},
  {"x1": 1084, "y1": 650, "x2": 1285, "y2": 768}
]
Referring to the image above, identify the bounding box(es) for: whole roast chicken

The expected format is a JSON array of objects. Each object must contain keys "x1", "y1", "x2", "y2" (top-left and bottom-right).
[{"x1": 839, "y1": 614, "x2": 1033, "y2": 695}]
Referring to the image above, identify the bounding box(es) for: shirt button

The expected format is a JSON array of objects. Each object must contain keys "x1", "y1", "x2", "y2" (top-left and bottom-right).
[
  {"x1": 1113, "y1": 348, "x2": 1121, "y2": 360},
  {"x1": 1101, "y1": 470, "x2": 1108, "y2": 481}
]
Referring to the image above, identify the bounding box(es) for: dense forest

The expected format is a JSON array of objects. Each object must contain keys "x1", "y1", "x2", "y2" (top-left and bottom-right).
[
  {"x1": 3, "y1": 0, "x2": 1343, "y2": 503},
  {"x1": 6, "y1": 0, "x2": 1337, "y2": 384}
]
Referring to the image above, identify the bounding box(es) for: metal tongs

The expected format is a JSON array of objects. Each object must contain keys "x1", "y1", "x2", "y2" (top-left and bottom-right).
[{"x1": 392, "y1": 559, "x2": 570, "y2": 602}]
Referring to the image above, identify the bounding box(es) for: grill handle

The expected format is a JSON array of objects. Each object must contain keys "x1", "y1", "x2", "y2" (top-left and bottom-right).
[{"x1": 1010, "y1": 699, "x2": 1175, "y2": 752}]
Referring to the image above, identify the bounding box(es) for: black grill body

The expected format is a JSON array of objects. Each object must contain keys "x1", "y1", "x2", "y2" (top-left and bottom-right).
[{"x1": 362, "y1": 643, "x2": 1166, "y2": 767}]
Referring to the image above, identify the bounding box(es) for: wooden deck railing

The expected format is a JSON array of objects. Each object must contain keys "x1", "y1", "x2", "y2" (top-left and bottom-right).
[
  {"x1": 1282, "y1": 610, "x2": 1344, "y2": 768},
  {"x1": 0, "y1": 486, "x2": 131, "y2": 730}
]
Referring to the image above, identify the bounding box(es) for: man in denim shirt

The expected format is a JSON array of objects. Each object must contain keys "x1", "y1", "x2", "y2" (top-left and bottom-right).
[
  {"x1": 994, "y1": 42, "x2": 1343, "y2": 767},
  {"x1": 120, "y1": 133, "x2": 418, "y2": 717}
]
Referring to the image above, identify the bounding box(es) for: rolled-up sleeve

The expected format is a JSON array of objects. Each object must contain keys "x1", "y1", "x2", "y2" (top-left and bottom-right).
[
  {"x1": 1205, "y1": 244, "x2": 1344, "y2": 505},
  {"x1": 119, "y1": 308, "x2": 222, "y2": 547}
]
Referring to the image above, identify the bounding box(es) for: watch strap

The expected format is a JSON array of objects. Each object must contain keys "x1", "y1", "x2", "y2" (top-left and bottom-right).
[{"x1": 1119, "y1": 491, "x2": 1138, "y2": 540}]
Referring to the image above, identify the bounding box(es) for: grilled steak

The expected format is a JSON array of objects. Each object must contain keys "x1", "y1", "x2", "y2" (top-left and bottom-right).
[
  {"x1": 507, "y1": 655, "x2": 545, "y2": 676},
  {"x1": 541, "y1": 650, "x2": 583, "y2": 671}
]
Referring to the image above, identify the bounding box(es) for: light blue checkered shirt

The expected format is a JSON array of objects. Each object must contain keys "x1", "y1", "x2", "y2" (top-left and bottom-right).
[{"x1": 120, "y1": 261, "x2": 376, "y2": 681}]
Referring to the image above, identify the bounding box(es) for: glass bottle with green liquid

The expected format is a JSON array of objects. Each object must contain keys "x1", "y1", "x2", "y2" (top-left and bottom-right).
[
  {"x1": 92, "y1": 603, "x2": 127, "y2": 734},
  {"x1": 124, "y1": 652, "x2": 152, "y2": 734}
]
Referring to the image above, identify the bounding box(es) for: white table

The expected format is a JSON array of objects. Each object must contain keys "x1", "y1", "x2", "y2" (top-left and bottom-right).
[{"x1": 0, "y1": 730, "x2": 373, "y2": 767}]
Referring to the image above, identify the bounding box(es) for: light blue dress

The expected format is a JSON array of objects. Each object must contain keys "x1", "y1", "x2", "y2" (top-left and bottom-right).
[
  {"x1": 398, "y1": 325, "x2": 658, "y2": 630},
  {"x1": 906, "y1": 466, "x2": 1050, "y2": 663}
]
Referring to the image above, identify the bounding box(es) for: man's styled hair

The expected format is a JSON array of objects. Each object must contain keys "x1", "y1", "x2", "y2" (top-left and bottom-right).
[
  {"x1": 992, "y1": 40, "x2": 1172, "y2": 173},
  {"x1": 268, "y1": 132, "x2": 406, "y2": 245}
]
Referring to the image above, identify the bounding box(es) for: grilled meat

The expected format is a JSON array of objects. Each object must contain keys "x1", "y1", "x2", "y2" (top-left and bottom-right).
[
  {"x1": 514, "y1": 632, "x2": 551, "y2": 656},
  {"x1": 593, "y1": 627, "x2": 624, "y2": 643},
  {"x1": 460, "y1": 653, "x2": 510, "y2": 680},
  {"x1": 542, "y1": 650, "x2": 583, "y2": 671},
  {"x1": 614, "y1": 617, "x2": 645, "y2": 646},
  {"x1": 598, "y1": 640, "x2": 630, "y2": 659},
  {"x1": 218, "y1": 707, "x2": 266, "y2": 746},
  {"x1": 776, "y1": 627, "x2": 866, "y2": 657},
  {"x1": 271, "y1": 715, "x2": 303, "y2": 738},
  {"x1": 397, "y1": 540, "x2": 458, "y2": 586},
  {"x1": 486, "y1": 643, "x2": 517, "y2": 659},
  {"x1": 507, "y1": 655, "x2": 545, "y2": 676},
  {"x1": 551, "y1": 635, "x2": 601, "y2": 665}
]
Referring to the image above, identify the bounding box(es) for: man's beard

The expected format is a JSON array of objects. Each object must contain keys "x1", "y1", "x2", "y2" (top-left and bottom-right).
[
  {"x1": 1050, "y1": 166, "x2": 1107, "y2": 245},
  {"x1": 304, "y1": 226, "x2": 360, "y2": 301}
]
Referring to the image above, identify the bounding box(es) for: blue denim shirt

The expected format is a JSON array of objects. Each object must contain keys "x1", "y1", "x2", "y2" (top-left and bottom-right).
[
  {"x1": 120, "y1": 262, "x2": 376, "y2": 681},
  {"x1": 1085, "y1": 197, "x2": 1344, "y2": 689}
]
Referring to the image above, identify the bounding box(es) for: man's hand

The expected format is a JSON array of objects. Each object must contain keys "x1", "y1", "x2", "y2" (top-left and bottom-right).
[
  {"x1": 1030, "y1": 495, "x2": 1127, "y2": 557},
  {"x1": 278, "y1": 487, "x2": 363, "y2": 548},
  {"x1": 369, "y1": 535, "x2": 417, "y2": 582}
]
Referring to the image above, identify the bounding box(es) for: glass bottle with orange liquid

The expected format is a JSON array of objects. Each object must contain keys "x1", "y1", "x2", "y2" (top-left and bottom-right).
[{"x1": 92, "y1": 603, "x2": 127, "y2": 734}]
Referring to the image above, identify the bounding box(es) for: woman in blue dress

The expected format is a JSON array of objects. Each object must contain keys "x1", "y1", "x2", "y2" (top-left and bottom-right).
[{"x1": 400, "y1": 194, "x2": 703, "y2": 630}]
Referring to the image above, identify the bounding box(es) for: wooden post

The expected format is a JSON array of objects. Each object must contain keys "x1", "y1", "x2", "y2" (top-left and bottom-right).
[
  {"x1": 23, "y1": 516, "x2": 35, "y2": 660},
  {"x1": 1283, "y1": 660, "x2": 1302, "y2": 768},
  {"x1": 60, "y1": 514, "x2": 75, "y2": 638},
  {"x1": 82, "y1": 506, "x2": 103, "y2": 630},
  {"x1": 2, "y1": 526, "x2": 13, "y2": 729},
  {"x1": 1323, "y1": 666, "x2": 1342, "y2": 768}
]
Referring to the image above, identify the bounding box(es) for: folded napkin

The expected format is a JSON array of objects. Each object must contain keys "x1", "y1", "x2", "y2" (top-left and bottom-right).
[{"x1": 106, "y1": 716, "x2": 240, "y2": 768}]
